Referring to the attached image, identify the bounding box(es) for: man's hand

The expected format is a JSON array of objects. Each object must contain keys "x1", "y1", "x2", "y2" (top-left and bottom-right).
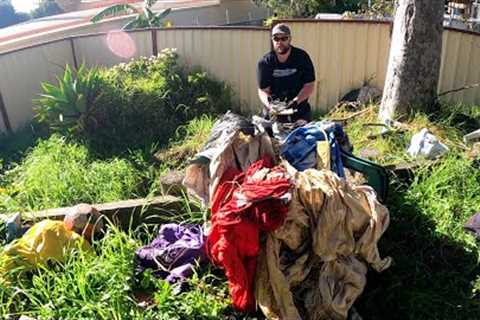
[
  {"x1": 265, "y1": 96, "x2": 278, "y2": 115},
  {"x1": 287, "y1": 99, "x2": 298, "y2": 112}
]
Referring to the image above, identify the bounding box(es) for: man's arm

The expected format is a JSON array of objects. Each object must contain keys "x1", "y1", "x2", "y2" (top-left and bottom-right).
[
  {"x1": 258, "y1": 87, "x2": 272, "y2": 110},
  {"x1": 257, "y1": 58, "x2": 273, "y2": 111},
  {"x1": 291, "y1": 81, "x2": 315, "y2": 106}
]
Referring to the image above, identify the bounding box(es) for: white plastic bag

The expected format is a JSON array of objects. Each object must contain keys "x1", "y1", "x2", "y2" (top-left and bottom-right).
[{"x1": 407, "y1": 128, "x2": 449, "y2": 159}]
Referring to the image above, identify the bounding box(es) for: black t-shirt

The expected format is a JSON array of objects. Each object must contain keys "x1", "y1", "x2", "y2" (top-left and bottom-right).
[{"x1": 257, "y1": 46, "x2": 315, "y2": 110}]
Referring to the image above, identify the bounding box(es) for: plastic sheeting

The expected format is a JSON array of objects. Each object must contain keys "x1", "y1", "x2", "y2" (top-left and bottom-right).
[{"x1": 407, "y1": 128, "x2": 449, "y2": 159}]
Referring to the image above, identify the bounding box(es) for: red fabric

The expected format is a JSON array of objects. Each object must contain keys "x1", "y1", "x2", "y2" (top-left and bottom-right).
[{"x1": 207, "y1": 156, "x2": 291, "y2": 311}]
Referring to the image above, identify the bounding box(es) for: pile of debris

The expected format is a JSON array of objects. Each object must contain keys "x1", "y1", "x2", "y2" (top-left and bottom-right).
[
  {"x1": 0, "y1": 111, "x2": 393, "y2": 319},
  {"x1": 178, "y1": 112, "x2": 391, "y2": 319}
]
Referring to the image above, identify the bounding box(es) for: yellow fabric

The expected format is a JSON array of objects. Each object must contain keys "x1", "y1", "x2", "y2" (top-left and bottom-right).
[
  {"x1": 0, "y1": 220, "x2": 90, "y2": 279},
  {"x1": 255, "y1": 168, "x2": 391, "y2": 320},
  {"x1": 316, "y1": 140, "x2": 331, "y2": 170}
]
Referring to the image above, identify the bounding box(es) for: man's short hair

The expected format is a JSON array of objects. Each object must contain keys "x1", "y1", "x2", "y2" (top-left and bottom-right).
[{"x1": 271, "y1": 23, "x2": 291, "y2": 36}]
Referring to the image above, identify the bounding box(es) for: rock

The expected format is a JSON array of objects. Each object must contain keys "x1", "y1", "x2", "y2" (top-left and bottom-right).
[
  {"x1": 467, "y1": 142, "x2": 480, "y2": 160},
  {"x1": 159, "y1": 170, "x2": 186, "y2": 196},
  {"x1": 358, "y1": 147, "x2": 381, "y2": 159},
  {"x1": 64, "y1": 204, "x2": 104, "y2": 238},
  {"x1": 464, "y1": 128, "x2": 480, "y2": 144},
  {"x1": 340, "y1": 86, "x2": 382, "y2": 105}
]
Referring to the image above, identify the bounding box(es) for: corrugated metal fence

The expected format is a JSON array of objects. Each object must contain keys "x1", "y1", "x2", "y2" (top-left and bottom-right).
[{"x1": 1, "y1": 20, "x2": 480, "y2": 133}]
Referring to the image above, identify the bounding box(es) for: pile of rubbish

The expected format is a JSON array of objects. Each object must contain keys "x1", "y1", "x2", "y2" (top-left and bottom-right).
[
  {"x1": 176, "y1": 111, "x2": 391, "y2": 319},
  {"x1": 0, "y1": 111, "x2": 393, "y2": 319}
]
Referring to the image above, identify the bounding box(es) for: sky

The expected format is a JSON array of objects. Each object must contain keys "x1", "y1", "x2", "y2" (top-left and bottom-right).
[{"x1": 11, "y1": 0, "x2": 38, "y2": 13}]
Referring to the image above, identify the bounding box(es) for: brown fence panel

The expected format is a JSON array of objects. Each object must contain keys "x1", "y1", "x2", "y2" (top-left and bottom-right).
[
  {"x1": 280, "y1": 20, "x2": 391, "y2": 112},
  {"x1": 156, "y1": 27, "x2": 270, "y2": 114},
  {"x1": 0, "y1": 39, "x2": 75, "y2": 131},
  {"x1": 3, "y1": 22, "x2": 480, "y2": 133},
  {"x1": 439, "y1": 29, "x2": 480, "y2": 105},
  {"x1": 73, "y1": 30, "x2": 153, "y2": 68}
]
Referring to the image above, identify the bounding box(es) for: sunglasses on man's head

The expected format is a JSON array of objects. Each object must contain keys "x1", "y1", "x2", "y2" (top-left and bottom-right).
[{"x1": 272, "y1": 36, "x2": 289, "y2": 42}]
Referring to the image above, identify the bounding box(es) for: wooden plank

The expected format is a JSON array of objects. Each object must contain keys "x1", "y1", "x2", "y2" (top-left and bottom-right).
[{"x1": 17, "y1": 195, "x2": 200, "y2": 228}]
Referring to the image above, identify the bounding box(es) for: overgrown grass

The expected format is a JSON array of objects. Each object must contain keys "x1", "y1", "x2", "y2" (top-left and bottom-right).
[
  {"x1": 0, "y1": 124, "x2": 44, "y2": 172},
  {"x1": 332, "y1": 103, "x2": 480, "y2": 319},
  {"x1": 0, "y1": 135, "x2": 154, "y2": 213},
  {"x1": 0, "y1": 54, "x2": 237, "y2": 318},
  {"x1": 0, "y1": 220, "x2": 231, "y2": 319},
  {"x1": 155, "y1": 115, "x2": 215, "y2": 169},
  {"x1": 325, "y1": 103, "x2": 471, "y2": 165},
  {"x1": 1, "y1": 101, "x2": 480, "y2": 319}
]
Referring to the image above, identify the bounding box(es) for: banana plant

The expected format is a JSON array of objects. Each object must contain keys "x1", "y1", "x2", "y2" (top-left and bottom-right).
[{"x1": 90, "y1": 0, "x2": 171, "y2": 30}]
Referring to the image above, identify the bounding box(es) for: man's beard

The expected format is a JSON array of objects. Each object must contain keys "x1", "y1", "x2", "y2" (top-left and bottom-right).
[{"x1": 276, "y1": 45, "x2": 290, "y2": 55}]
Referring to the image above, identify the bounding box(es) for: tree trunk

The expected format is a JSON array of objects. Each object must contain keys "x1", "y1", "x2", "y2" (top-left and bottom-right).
[{"x1": 379, "y1": 0, "x2": 444, "y2": 122}]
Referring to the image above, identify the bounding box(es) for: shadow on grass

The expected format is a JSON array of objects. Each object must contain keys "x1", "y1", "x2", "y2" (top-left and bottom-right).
[
  {"x1": 357, "y1": 180, "x2": 480, "y2": 320},
  {"x1": 0, "y1": 124, "x2": 46, "y2": 167}
]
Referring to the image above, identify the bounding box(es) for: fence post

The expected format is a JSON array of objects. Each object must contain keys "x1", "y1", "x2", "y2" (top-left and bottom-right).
[
  {"x1": 69, "y1": 37, "x2": 79, "y2": 70},
  {"x1": 0, "y1": 90, "x2": 12, "y2": 134},
  {"x1": 152, "y1": 29, "x2": 158, "y2": 56}
]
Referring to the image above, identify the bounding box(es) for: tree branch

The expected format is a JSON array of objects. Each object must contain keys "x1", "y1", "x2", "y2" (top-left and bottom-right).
[{"x1": 438, "y1": 82, "x2": 480, "y2": 97}]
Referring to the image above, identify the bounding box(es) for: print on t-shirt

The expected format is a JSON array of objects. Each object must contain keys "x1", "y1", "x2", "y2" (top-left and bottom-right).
[{"x1": 272, "y1": 68, "x2": 298, "y2": 78}]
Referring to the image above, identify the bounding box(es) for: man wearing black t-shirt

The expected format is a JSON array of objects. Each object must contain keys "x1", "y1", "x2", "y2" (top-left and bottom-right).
[{"x1": 257, "y1": 23, "x2": 316, "y2": 123}]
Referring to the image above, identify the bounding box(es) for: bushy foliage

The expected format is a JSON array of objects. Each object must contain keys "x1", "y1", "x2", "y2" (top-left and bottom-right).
[
  {"x1": 30, "y1": 0, "x2": 63, "y2": 19},
  {"x1": 256, "y1": 0, "x2": 394, "y2": 17},
  {"x1": 34, "y1": 49, "x2": 233, "y2": 154},
  {"x1": 255, "y1": 0, "x2": 362, "y2": 17},
  {"x1": 90, "y1": 0, "x2": 171, "y2": 30},
  {"x1": 0, "y1": 0, "x2": 30, "y2": 28},
  {"x1": 359, "y1": 0, "x2": 395, "y2": 17}
]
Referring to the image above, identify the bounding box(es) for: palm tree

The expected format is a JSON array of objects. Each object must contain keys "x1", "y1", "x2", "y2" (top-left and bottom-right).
[{"x1": 90, "y1": 0, "x2": 171, "y2": 30}]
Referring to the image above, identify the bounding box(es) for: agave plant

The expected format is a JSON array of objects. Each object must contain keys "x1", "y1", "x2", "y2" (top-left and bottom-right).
[
  {"x1": 34, "y1": 64, "x2": 102, "y2": 134},
  {"x1": 90, "y1": 0, "x2": 171, "y2": 30}
]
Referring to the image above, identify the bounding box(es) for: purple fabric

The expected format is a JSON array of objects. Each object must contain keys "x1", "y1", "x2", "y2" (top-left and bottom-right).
[
  {"x1": 135, "y1": 223, "x2": 207, "y2": 288},
  {"x1": 464, "y1": 212, "x2": 480, "y2": 240}
]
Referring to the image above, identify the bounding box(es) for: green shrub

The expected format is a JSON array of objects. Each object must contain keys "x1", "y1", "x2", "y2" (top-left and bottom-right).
[
  {"x1": 89, "y1": 49, "x2": 232, "y2": 153},
  {"x1": 34, "y1": 64, "x2": 102, "y2": 135},
  {"x1": 35, "y1": 49, "x2": 233, "y2": 155},
  {"x1": 154, "y1": 115, "x2": 215, "y2": 169},
  {"x1": 0, "y1": 135, "x2": 145, "y2": 212}
]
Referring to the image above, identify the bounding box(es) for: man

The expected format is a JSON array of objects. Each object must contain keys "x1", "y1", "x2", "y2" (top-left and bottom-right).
[{"x1": 257, "y1": 23, "x2": 316, "y2": 123}]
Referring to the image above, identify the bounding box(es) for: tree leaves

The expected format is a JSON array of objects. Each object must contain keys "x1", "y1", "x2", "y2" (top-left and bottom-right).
[
  {"x1": 90, "y1": 4, "x2": 137, "y2": 23},
  {"x1": 90, "y1": 0, "x2": 171, "y2": 30}
]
